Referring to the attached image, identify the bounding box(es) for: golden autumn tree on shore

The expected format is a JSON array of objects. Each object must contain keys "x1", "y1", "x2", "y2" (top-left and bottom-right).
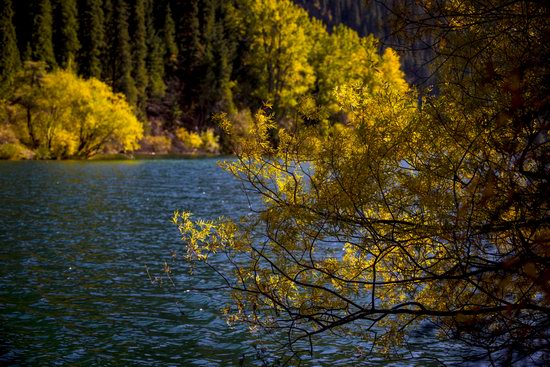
[
  {"x1": 174, "y1": 0, "x2": 549, "y2": 364},
  {"x1": 0, "y1": 62, "x2": 143, "y2": 159}
]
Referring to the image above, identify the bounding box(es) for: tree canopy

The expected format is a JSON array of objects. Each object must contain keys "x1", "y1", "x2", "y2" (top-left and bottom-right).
[
  {"x1": 0, "y1": 0, "x2": 20, "y2": 90},
  {"x1": 6, "y1": 0, "x2": 414, "y2": 135},
  {"x1": 174, "y1": 0, "x2": 549, "y2": 364},
  {"x1": 2, "y1": 63, "x2": 142, "y2": 159}
]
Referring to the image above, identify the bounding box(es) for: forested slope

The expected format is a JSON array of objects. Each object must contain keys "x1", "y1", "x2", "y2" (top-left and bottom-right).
[
  {"x1": 1, "y1": 0, "x2": 410, "y2": 157},
  {"x1": 293, "y1": 0, "x2": 432, "y2": 84}
]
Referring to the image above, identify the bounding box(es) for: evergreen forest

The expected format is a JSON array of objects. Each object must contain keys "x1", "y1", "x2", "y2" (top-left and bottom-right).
[{"x1": 0, "y1": 0, "x2": 408, "y2": 159}]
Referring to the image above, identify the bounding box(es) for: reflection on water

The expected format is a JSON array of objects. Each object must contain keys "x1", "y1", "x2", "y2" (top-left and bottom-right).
[{"x1": 0, "y1": 160, "x2": 469, "y2": 366}]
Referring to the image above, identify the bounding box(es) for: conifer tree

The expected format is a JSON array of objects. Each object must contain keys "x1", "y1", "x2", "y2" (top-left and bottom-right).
[
  {"x1": 203, "y1": 0, "x2": 236, "y2": 115},
  {"x1": 102, "y1": 0, "x2": 115, "y2": 82},
  {"x1": 174, "y1": 0, "x2": 204, "y2": 125},
  {"x1": 146, "y1": 0, "x2": 165, "y2": 98},
  {"x1": 32, "y1": 0, "x2": 57, "y2": 68},
  {"x1": 198, "y1": 0, "x2": 217, "y2": 118},
  {"x1": 11, "y1": 1, "x2": 32, "y2": 61},
  {"x1": 186, "y1": 0, "x2": 203, "y2": 72},
  {"x1": 55, "y1": 0, "x2": 80, "y2": 69},
  {"x1": 216, "y1": 22, "x2": 235, "y2": 114},
  {"x1": 132, "y1": 0, "x2": 148, "y2": 113},
  {"x1": 163, "y1": 3, "x2": 178, "y2": 73},
  {"x1": 79, "y1": 0, "x2": 104, "y2": 78},
  {"x1": 0, "y1": 0, "x2": 20, "y2": 86},
  {"x1": 112, "y1": 0, "x2": 137, "y2": 105}
]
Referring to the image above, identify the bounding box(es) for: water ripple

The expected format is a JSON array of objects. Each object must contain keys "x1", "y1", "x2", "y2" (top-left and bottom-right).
[{"x1": 0, "y1": 160, "x2": 470, "y2": 366}]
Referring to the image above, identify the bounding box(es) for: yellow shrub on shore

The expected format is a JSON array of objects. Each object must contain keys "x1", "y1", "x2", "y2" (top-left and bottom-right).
[
  {"x1": 176, "y1": 127, "x2": 202, "y2": 151},
  {"x1": 176, "y1": 127, "x2": 220, "y2": 153},
  {"x1": 2, "y1": 63, "x2": 143, "y2": 159},
  {"x1": 139, "y1": 135, "x2": 172, "y2": 153},
  {"x1": 199, "y1": 129, "x2": 220, "y2": 153}
]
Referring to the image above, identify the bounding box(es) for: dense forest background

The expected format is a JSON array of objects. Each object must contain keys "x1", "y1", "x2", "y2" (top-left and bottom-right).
[
  {"x1": 293, "y1": 0, "x2": 431, "y2": 83},
  {"x1": 2, "y1": 0, "x2": 415, "y2": 152}
]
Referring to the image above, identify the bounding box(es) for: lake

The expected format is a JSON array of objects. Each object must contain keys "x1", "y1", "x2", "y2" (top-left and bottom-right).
[{"x1": 0, "y1": 159, "x2": 472, "y2": 366}]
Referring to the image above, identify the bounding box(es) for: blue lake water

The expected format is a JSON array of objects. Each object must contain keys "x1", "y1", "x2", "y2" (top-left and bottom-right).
[{"x1": 0, "y1": 159, "x2": 473, "y2": 366}]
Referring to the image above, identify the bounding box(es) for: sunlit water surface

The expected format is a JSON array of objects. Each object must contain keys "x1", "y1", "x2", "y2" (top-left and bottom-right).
[{"x1": 0, "y1": 160, "x2": 473, "y2": 366}]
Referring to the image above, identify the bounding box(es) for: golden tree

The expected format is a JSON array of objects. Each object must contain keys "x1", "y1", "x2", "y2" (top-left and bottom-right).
[
  {"x1": 175, "y1": 0, "x2": 549, "y2": 364},
  {"x1": 242, "y1": 0, "x2": 315, "y2": 115},
  {"x1": 4, "y1": 63, "x2": 143, "y2": 158}
]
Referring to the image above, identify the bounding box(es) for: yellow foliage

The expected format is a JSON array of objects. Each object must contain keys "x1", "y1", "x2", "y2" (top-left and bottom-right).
[
  {"x1": 313, "y1": 25, "x2": 380, "y2": 112},
  {"x1": 175, "y1": 127, "x2": 202, "y2": 151},
  {"x1": 0, "y1": 142, "x2": 34, "y2": 160},
  {"x1": 199, "y1": 129, "x2": 220, "y2": 153},
  {"x1": 176, "y1": 127, "x2": 221, "y2": 154},
  {"x1": 5, "y1": 65, "x2": 143, "y2": 158},
  {"x1": 140, "y1": 135, "x2": 172, "y2": 153},
  {"x1": 176, "y1": 64, "x2": 548, "y2": 359},
  {"x1": 377, "y1": 48, "x2": 409, "y2": 94},
  {"x1": 243, "y1": 0, "x2": 315, "y2": 113},
  {"x1": 174, "y1": 1, "x2": 549, "y2": 363},
  {"x1": 175, "y1": 85, "x2": 423, "y2": 345},
  {"x1": 50, "y1": 129, "x2": 79, "y2": 158}
]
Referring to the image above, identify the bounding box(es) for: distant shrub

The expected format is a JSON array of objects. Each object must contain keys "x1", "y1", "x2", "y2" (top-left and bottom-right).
[
  {"x1": 176, "y1": 128, "x2": 202, "y2": 152},
  {"x1": 0, "y1": 124, "x2": 18, "y2": 144},
  {"x1": 0, "y1": 124, "x2": 34, "y2": 159},
  {"x1": 140, "y1": 135, "x2": 172, "y2": 153},
  {"x1": 0, "y1": 142, "x2": 34, "y2": 160},
  {"x1": 200, "y1": 128, "x2": 220, "y2": 153}
]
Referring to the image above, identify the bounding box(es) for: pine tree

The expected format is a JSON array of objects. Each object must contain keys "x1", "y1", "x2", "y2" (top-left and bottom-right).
[
  {"x1": 199, "y1": 0, "x2": 236, "y2": 115},
  {"x1": 55, "y1": 0, "x2": 80, "y2": 69},
  {"x1": 102, "y1": 0, "x2": 115, "y2": 82},
  {"x1": 11, "y1": 1, "x2": 33, "y2": 61},
  {"x1": 146, "y1": 0, "x2": 165, "y2": 98},
  {"x1": 173, "y1": 0, "x2": 204, "y2": 125},
  {"x1": 218, "y1": 2, "x2": 239, "y2": 114},
  {"x1": 163, "y1": 3, "x2": 178, "y2": 73},
  {"x1": 0, "y1": 0, "x2": 20, "y2": 86},
  {"x1": 79, "y1": 0, "x2": 104, "y2": 78},
  {"x1": 216, "y1": 21, "x2": 235, "y2": 114},
  {"x1": 198, "y1": 0, "x2": 217, "y2": 118},
  {"x1": 132, "y1": 0, "x2": 148, "y2": 113},
  {"x1": 112, "y1": 0, "x2": 137, "y2": 105},
  {"x1": 186, "y1": 0, "x2": 203, "y2": 72},
  {"x1": 32, "y1": 0, "x2": 57, "y2": 68}
]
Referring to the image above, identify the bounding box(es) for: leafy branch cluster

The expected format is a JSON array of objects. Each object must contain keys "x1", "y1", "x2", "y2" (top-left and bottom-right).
[{"x1": 174, "y1": 0, "x2": 549, "y2": 365}]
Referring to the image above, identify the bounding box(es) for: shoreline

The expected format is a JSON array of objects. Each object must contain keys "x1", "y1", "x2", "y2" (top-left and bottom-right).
[
  {"x1": 93, "y1": 152, "x2": 225, "y2": 160},
  {"x1": 0, "y1": 152, "x2": 230, "y2": 162}
]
